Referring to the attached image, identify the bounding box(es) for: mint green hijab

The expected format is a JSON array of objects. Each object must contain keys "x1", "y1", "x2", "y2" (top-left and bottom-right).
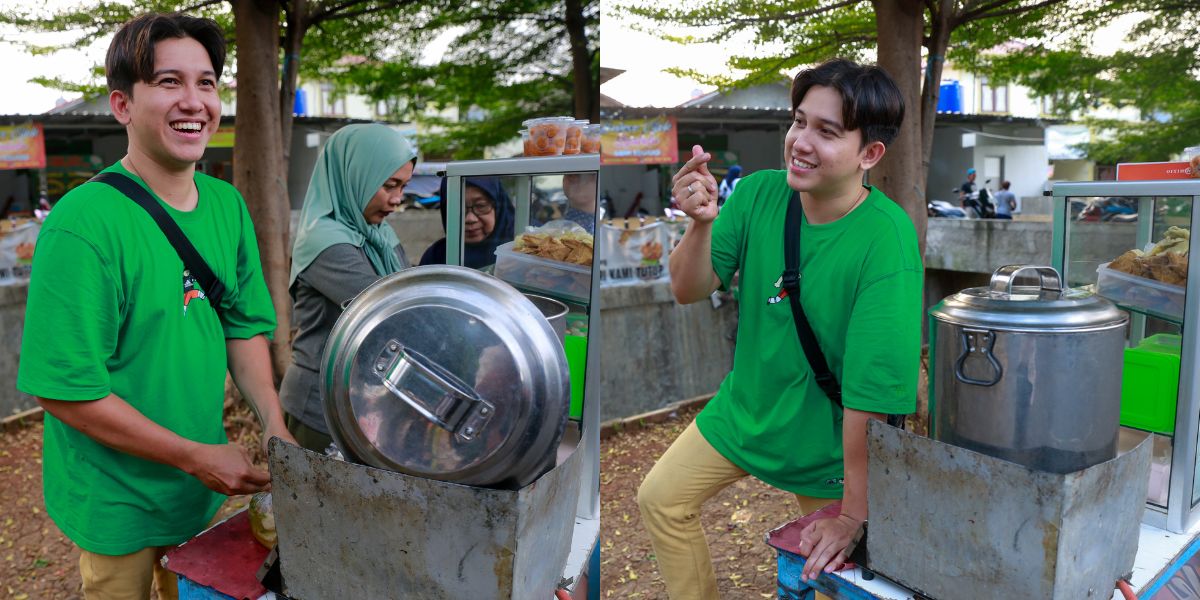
[{"x1": 290, "y1": 124, "x2": 418, "y2": 287}]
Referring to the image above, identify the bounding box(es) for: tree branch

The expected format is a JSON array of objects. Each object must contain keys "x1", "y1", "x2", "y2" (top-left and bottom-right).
[
  {"x1": 725, "y1": 0, "x2": 864, "y2": 25},
  {"x1": 180, "y1": 0, "x2": 225, "y2": 12},
  {"x1": 958, "y1": 0, "x2": 1070, "y2": 25}
]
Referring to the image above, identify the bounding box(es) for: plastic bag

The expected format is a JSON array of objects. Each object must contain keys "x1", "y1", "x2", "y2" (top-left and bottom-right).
[{"x1": 0, "y1": 220, "x2": 38, "y2": 284}]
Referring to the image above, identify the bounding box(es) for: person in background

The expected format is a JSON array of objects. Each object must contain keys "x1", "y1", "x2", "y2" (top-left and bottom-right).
[
  {"x1": 993, "y1": 180, "x2": 1017, "y2": 220},
  {"x1": 717, "y1": 164, "x2": 742, "y2": 207},
  {"x1": 562, "y1": 172, "x2": 597, "y2": 233},
  {"x1": 419, "y1": 176, "x2": 515, "y2": 270},
  {"x1": 639, "y1": 58, "x2": 920, "y2": 600},
  {"x1": 17, "y1": 13, "x2": 296, "y2": 599},
  {"x1": 958, "y1": 167, "x2": 977, "y2": 206},
  {"x1": 283, "y1": 123, "x2": 418, "y2": 452}
]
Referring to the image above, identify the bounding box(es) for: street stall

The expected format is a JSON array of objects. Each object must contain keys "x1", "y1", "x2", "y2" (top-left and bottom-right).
[
  {"x1": 164, "y1": 153, "x2": 601, "y2": 599},
  {"x1": 765, "y1": 176, "x2": 1200, "y2": 599}
]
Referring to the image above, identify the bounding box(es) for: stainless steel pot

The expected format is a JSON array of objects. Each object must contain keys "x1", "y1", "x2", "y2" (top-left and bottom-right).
[
  {"x1": 929, "y1": 265, "x2": 1128, "y2": 474},
  {"x1": 525, "y1": 293, "x2": 567, "y2": 343},
  {"x1": 320, "y1": 265, "x2": 570, "y2": 489}
]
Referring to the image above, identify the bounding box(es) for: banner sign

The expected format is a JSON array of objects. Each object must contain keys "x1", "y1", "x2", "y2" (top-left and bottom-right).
[
  {"x1": 1116, "y1": 161, "x2": 1194, "y2": 181},
  {"x1": 207, "y1": 125, "x2": 236, "y2": 148},
  {"x1": 600, "y1": 117, "x2": 679, "y2": 165},
  {"x1": 0, "y1": 123, "x2": 46, "y2": 170}
]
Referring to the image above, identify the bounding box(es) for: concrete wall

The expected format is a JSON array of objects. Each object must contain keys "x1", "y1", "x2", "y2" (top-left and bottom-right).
[
  {"x1": 728, "y1": 129, "x2": 785, "y2": 173},
  {"x1": 597, "y1": 281, "x2": 737, "y2": 422},
  {"x1": 0, "y1": 282, "x2": 33, "y2": 416},
  {"x1": 599, "y1": 164, "x2": 663, "y2": 217}
]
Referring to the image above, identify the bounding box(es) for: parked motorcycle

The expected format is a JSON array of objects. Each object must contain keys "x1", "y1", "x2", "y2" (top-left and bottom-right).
[{"x1": 928, "y1": 199, "x2": 966, "y2": 218}]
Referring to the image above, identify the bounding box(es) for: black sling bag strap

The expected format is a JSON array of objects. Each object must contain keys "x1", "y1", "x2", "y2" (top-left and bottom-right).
[
  {"x1": 89, "y1": 171, "x2": 226, "y2": 310},
  {"x1": 781, "y1": 190, "x2": 843, "y2": 408}
]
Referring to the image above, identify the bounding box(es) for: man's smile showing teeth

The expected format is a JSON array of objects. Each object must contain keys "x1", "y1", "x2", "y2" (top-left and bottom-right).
[
  {"x1": 171, "y1": 122, "x2": 203, "y2": 132},
  {"x1": 792, "y1": 158, "x2": 816, "y2": 169}
]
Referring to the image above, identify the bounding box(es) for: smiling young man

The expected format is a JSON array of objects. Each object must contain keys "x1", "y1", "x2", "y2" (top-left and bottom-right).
[
  {"x1": 638, "y1": 58, "x2": 922, "y2": 599},
  {"x1": 17, "y1": 13, "x2": 296, "y2": 599}
]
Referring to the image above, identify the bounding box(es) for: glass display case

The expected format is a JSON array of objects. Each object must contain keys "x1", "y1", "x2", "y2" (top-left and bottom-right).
[
  {"x1": 1052, "y1": 179, "x2": 1200, "y2": 533},
  {"x1": 443, "y1": 154, "x2": 601, "y2": 574}
]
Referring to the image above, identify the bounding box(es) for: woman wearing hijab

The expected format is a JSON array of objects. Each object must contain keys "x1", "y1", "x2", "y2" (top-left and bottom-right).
[
  {"x1": 418, "y1": 176, "x2": 515, "y2": 270},
  {"x1": 282, "y1": 123, "x2": 418, "y2": 452},
  {"x1": 718, "y1": 164, "x2": 742, "y2": 207}
]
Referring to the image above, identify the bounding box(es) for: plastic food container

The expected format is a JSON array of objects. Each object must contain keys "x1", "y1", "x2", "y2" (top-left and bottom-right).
[
  {"x1": 581, "y1": 124, "x2": 601, "y2": 154},
  {"x1": 1096, "y1": 262, "x2": 1185, "y2": 321},
  {"x1": 522, "y1": 117, "x2": 573, "y2": 156},
  {"x1": 563, "y1": 120, "x2": 587, "y2": 155},
  {"x1": 493, "y1": 240, "x2": 591, "y2": 304},
  {"x1": 1121, "y1": 334, "x2": 1180, "y2": 433},
  {"x1": 520, "y1": 129, "x2": 532, "y2": 157}
]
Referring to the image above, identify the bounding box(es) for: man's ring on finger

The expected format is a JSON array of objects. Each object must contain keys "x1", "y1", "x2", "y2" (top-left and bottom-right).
[{"x1": 687, "y1": 183, "x2": 695, "y2": 194}]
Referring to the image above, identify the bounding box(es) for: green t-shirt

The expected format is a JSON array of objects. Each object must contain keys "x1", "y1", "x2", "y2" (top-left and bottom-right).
[
  {"x1": 697, "y1": 170, "x2": 922, "y2": 497},
  {"x1": 16, "y1": 162, "x2": 276, "y2": 555}
]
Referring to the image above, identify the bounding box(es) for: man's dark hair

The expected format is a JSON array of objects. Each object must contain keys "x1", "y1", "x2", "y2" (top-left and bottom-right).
[
  {"x1": 790, "y1": 58, "x2": 905, "y2": 148},
  {"x1": 105, "y1": 13, "x2": 226, "y2": 96},
  {"x1": 1001, "y1": 180, "x2": 1011, "y2": 190}
]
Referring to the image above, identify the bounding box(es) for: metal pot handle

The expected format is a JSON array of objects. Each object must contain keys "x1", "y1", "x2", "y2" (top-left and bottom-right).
[
  {"x1": 988, "y1": 265, "x2": 1062, "y2": 296},
  {"x1": 372, "y1": 340, "x2": 494, "y2": 442},
  {"x1": 955, "y1": 328, "x2": 1003, "y2": 387}
]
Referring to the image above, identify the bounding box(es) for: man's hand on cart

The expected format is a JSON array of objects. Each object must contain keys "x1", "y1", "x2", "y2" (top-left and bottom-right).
[
  {"x1": 186, "y1": 442, "x2": 272, "y2": 496},
  {"x1": 671, "y1": 144, "x2": 719, "y2": 224},
  {"x1": 796, "y1": 512, "x2": 863, "y2": 582}
]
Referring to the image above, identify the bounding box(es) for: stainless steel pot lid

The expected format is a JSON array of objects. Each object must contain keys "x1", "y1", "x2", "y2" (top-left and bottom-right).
[
  {"x1": 321, "y1": 265, "x2": 570, "y2": 487},
  {"x1": 931, "y1": 265, "x2": 1127, "y2": 332}
]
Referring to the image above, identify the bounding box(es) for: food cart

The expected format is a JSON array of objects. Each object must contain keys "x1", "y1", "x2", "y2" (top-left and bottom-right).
[
  {"x1": 768, "y1": 178, "x2": 1200, "y2": 599},
  {"x1": 164, "y1": 153, "x2": 601, "y2": 599}
]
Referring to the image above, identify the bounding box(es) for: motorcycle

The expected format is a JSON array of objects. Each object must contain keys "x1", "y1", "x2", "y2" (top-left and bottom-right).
[{"x1": 928, "y1": 199, "x2": 966, "y2": 218}]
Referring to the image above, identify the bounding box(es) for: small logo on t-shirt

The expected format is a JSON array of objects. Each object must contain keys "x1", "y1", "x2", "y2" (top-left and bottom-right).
[
  {"x1": 183, "y1": 269, "x2": 207, "y2": 314},
  {"x1": 825, "y1": 477, "x2": 844, "y2": 486},
  {"x1": 768, "y1": 272, "x2": 792, "y2": 304}
]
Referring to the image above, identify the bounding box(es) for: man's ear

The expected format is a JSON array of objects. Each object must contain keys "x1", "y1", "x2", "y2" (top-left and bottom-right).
[
  {"x1": 859, "y1": 140, "x2": 886, "y2": 171},
  {"x1": 110, "y1": 89, "x2": 132, "y2": 126}
]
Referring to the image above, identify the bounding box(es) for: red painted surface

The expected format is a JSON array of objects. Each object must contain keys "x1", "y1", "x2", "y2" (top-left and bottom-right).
[{"x1": 164, "y1": 511, "x2": 270, "y2": 600}]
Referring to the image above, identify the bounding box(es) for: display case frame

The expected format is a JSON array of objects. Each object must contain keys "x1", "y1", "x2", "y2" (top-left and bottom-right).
[
  {"x1": 1051, "y1": 179, "x2": 1200, "y2": 533},
  {"x1": 444, "y1": 154, "x2": 601, "y2": 581}
]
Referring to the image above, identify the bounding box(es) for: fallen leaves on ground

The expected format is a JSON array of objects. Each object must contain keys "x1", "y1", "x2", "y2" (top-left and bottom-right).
[{"x1": 599, "y1": 405, "x2": 797, "y2": 599}]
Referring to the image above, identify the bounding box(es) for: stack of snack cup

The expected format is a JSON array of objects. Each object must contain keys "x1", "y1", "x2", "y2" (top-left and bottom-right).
[
  {"x1": 522, "y1": 116, "x2": 574, "y2": 156},
  {"x1": 581, "y1": 124, "x2": 602, "y2": 154},
  {"x1": 520, "y1": 130, "x2": 532, "y2": 156},
  {"x1": 564, "y1": 119, "x2": 588, "y2": 155}
]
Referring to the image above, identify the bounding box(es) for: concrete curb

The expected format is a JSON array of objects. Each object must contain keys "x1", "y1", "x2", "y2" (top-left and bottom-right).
[
  {"x1": 599, "y1": 393, "x2": 714, "y2": 440},
  {"x1": 2, "y1": 406, "x2": 42, "y2": 433}
]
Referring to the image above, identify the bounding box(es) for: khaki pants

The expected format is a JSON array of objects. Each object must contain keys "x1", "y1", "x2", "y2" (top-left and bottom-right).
[
  {"x1": 79, "y1": 546, "x2": 177, "y2": 600},
  {"x1": 638, "y1": 421, "x2": 834, "y2": 600}
]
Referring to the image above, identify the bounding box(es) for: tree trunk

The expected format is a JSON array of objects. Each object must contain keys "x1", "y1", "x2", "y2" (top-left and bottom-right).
[
  {"x1": 921, "y1": 0, "x2": 954, "y2": 177},
  {"x1": 280, "y1": 0, "x2": 308, "y2": 158},
  {"x1": 564, "y1": 0, "x2": 594, "y2": 120},
  {"x1": 233, "y1": 0, "x2": 292, "y2": 381},
  {"x1": 871, "y1": 0, "x2": 927, "y2": 255}
]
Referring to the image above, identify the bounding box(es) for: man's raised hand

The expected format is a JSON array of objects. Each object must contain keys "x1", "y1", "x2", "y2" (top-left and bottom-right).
[{"x1": 671, "y1": 144, "x2": 720, "y2": 223}]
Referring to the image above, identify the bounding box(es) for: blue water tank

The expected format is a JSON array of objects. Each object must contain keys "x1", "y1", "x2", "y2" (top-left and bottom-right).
[
  {"x1": 937, "y1": 80, "x2": 962, "y2": 113},
  {"x1": 293, "y1": 89, "x2": 308, "y2": 116}
]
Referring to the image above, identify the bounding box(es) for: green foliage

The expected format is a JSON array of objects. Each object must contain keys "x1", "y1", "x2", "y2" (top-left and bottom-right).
[
  {"x1": 0, "y1": 0, "x2": 597, "y2": 161},
  {"x1": 963, "y1": 1, "x2": 1200, "y2": 163},
  {"x1": 322, "y1": 0, "x2": 599, "y2": 159}
]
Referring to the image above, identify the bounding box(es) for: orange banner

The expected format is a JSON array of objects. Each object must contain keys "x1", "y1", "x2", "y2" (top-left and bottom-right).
[
  {"x1": 600, "y1": 117, "x2": 679, "y2": 165},
  {"x1": 1116, "y1": 161, "x2": 1196, "y2": 181},
  {"x1": 0, "y1": 123, "x2": 45, "y2": 170}
]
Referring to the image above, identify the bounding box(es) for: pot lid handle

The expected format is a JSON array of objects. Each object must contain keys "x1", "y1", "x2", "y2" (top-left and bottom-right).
[
  {"x1": 988, "y1": 265, "x2": 1062, "y2": 296},
  {"x1": 373, "y1": 340, "x2": 495, "y2": 442}
]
